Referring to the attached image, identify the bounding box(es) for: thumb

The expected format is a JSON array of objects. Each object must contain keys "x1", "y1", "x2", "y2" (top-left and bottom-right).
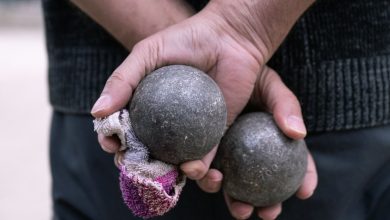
[
  {"x1": 91, "y1": 40, "x2": 162, "y2": 118},
  {"x1": 252, "y1": 66, "x2": 306, "y2": 139}
]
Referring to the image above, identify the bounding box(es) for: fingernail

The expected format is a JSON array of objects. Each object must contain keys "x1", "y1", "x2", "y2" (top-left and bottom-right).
[
  {"x1": 114, "y1": 152, "x2": 124, "y2": 168},
  {"x1": 184, "y1": 167, "x2": 203, "y2": 179},
  {"x1": 91, "y1": 95, "x2": 110, "y2": 115},
  {"x1": 210, "y1": 175, "x2": 223, "y2": 182},
  {"x1": 101, "y1": 144, "x2": 115, "y2": 153},
  {"x1": 101, "y1": 144, "x2": 111, "y2": 152},
  {"x1": 287, "y1": 115, "x2": 306, "y2": 136}
]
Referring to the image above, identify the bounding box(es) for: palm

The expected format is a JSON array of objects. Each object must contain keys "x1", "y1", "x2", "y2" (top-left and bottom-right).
[
  {"x1": 210, "y1": 47, "x2": 260, "y2": 125},
  {"x1": 145, "y1": 16, "x2": 261, "y2": 125}
]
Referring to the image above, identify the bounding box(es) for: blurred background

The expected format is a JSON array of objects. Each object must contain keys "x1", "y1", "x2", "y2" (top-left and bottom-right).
[{"x1": 0, "y1": 0, "x2": 51, "y2": 219}]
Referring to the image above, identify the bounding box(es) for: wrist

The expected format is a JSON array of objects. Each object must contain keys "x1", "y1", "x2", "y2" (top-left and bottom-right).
[{"x1": 205, "y1": 0, "x2": 314, "y2": 61}]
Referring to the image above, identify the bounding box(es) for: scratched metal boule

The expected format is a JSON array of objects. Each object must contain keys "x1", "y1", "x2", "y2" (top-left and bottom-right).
[
  {"x1": 129, "y1": 65, "x2": 227, "y2": 165},
  {"x1": 214, "y1": 112, "x2": 308, "y2": 207}
]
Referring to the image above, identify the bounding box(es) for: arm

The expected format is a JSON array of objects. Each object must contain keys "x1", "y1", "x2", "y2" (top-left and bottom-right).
[
  {"x1": 70, "y1": 0, "x2": 195, "y2": 50},
  {"x1": 91, "y1": 0, "x2": 317, "y2": 219},
  {"x1": 206, "y1": 0, "x2": 315, "y2": 65}
]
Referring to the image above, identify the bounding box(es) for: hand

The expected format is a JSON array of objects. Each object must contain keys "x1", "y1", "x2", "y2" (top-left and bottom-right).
[
  {"x1": 197, "y1": 66, "x2": 318, "y2": 219},
  {"x1": 91, "y1": 7, "x2": 266, "y2": 179},
  {"x1": 91, "y1": 0, "x2": 317, "y2": 218},
  {"x1": 219, "y1": 153, "x2": 317, "y2": 220}
]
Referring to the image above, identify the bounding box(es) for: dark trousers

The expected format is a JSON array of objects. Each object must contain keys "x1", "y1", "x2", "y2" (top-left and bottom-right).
[{"x1": 50, "y1": 111, "x2": 390, "y2": 220}]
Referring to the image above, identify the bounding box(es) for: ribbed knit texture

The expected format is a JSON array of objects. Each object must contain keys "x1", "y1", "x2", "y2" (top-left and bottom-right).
[
  {"x1": 47, "y1": 48, "x2": 127, "y2": 113},
  {"x1": 42, "y1": 0, "x2": 128, "y2": 113},
  {"x1": 268, "y1": 0, "x2": 390, "y2": 132},
  {"x1": 43, "y1": 0, "x2": 390, "y2": 133}
]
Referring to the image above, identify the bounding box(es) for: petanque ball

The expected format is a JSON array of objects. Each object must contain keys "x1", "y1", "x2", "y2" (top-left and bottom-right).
[
  {"x1": 129, "y1": 65, "x2": 227, "y2": 165},
  {"x1": 214, "y1": 112, "x2": 308, "y2": 206}
]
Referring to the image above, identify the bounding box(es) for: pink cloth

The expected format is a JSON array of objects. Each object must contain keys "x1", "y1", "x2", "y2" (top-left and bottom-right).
[{"x1": 94, "y1": 110, "x2": 186, "y2": 218}]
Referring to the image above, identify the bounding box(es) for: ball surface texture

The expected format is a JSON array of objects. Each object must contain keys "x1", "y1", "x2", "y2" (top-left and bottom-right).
[
  {"x1": 215, "y1": 112, "x2": 307, "y2": 206},
  {"x1": 129, "y1": 65, "x2": 227, "y2": 165}
]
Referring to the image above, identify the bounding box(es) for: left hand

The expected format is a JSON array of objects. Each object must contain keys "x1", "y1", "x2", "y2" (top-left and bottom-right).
[{"x1": 197, "y1": 66, "x2": 318, "y2": 220}]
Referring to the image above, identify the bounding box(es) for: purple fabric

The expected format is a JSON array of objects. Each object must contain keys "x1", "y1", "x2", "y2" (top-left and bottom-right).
[
  {"x1": 94, "y1": 110, "x2": 186, "y2": 219},
  {"x1": 119, "y1": 167, "x2": 152, "y2": 218},
  {"x1": 119, "y1": 165, "x2": 185, "y2": 219},
  {"x1": 154, "y1": 170, "x2": 178, "y2": 196}
]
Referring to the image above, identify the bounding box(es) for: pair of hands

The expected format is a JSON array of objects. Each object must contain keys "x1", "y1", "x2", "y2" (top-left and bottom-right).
[{"x1": 89, "y1": 1, "x2": 317, "y2": 219}]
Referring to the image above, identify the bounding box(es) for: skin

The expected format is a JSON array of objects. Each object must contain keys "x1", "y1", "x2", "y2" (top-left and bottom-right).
[
  {"x1": 70, "y1": 0, "x2": 195, "y2": 50},
  {"x1": 73, "y1": 0, "x2": 318, "y2": 219}
]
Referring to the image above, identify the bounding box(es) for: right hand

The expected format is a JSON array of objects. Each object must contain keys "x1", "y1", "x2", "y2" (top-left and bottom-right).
[
  {"x1": 91, "y1": 2, "x2": 317, "y2": 219},
  {"x1": 91, "y1": 6, "x2": 268, "y2": 184}
]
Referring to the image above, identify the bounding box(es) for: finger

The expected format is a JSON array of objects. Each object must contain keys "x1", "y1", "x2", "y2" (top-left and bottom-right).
[
  {"x1": 98, "y1": 134, "x2": 121, "y2": 153},
  {"x1": 114, "y1": 151, "x2": 125, "y2": 168},
  {"x1": 196, "y1": 168, "x2": 223, "y2": 193},
  {"x1": 253, "y1": 66, "x2": 306, "y2": 139},
  {"x1": 257, "y1": 203, "x2": 282, "y2": 220},
  {"x1": 224, "y1": 192, "x2": 254, "y2": 220},
  {"x1": 180, "y1": 145, "x2": 218, "y2": 180},
  {"x1": 296, "y1": 152, "x2": 318, "y2": 199},
  {"x1": 91, "y1": 40, "x2": 162, "y2": 118}
]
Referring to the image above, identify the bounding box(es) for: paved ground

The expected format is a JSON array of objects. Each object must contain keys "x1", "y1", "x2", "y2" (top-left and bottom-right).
[{"x1": 0, "y1": 12, "x2": 52, "y2": 220}]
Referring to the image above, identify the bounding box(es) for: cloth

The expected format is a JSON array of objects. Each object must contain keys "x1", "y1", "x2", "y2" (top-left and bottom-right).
[
  {"x1": 42, "y1": 0, "x2": 390, "y2": 133},
  {"x1": 93, "y1": 110, "x2": 186, "y2": 218},
  {"x1": 50, "y1": 111, "x2": 390, "y2": 220}
]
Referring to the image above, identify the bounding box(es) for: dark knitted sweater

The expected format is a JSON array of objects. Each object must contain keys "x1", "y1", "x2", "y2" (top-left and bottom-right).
[{"x1": 42, "y1": 0, "x2": 390, "y2": 133}]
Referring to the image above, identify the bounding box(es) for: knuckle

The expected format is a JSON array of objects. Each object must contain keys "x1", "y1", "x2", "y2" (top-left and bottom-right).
[
  {"x1": 197, "y1": 180, "x2": 215, "y2": 193},
  {"x1": 104, "y1": 70, "x2": 135, "y2": 94},
  {"x1": 108, "y1": 71, "x2": 128, "y2": 84},
  {"x1": 284, "y1": 92, "x2": 299, "y2": 104},
  {"x1": 133, "y1": 37, "x2": 163, "y2": 71}
]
